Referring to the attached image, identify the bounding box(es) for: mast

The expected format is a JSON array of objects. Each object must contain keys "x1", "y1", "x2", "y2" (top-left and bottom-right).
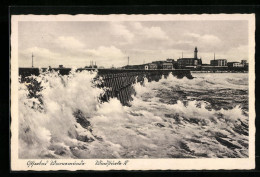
[{"x1": 31, "y1": 53, "x2": 34, "y2": 68}]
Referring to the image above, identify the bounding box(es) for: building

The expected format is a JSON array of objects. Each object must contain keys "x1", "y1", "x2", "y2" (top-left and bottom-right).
[
  {"x1": 123, "y1": 59, "x2": 174, "y2": 70},
  {"x1": 166, "y1": 58, "x2": 178, "y2": 69},
  {"x1": 148, "y1": 63, "x2": 157, "y2": 70},
  {"x1": 210, "y1": 59, "x2": 227, "y2": 66},
  {"x1": 162, "y1": 63, "x2": 173, "y2": 69},
  {"x1": 241, "y1": 60, "x2": 248, "y2": 67},
  {"x1": 151, "y1": 60, "x2": 174, "y2": 70},
  {"x1": 177, "y1": 47, "x2": 202, "y2": 69},
  {"x1": 166, "y1": 59, "x2": 174, "y2": 62},
  {"x1": 227, "y1": 62, "x2": 244, "y2": 67},
  {"x1": 241, "y1": 60, "x2": 247, "y2": 65},
  {"x1": 140, "y1": 63, "x2": 158, "y2": 70},
  {"x1": 209, "y1": 53, "x2": 227, "y2": 66},
  {"x1": 152, "y1": 60, "x2": 164, "y2": 66}
]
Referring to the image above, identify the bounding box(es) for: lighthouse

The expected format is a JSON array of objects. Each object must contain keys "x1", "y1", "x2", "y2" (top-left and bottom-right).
[{"x1": 194, "y1": 47, "x2": 198, "y2": 59}]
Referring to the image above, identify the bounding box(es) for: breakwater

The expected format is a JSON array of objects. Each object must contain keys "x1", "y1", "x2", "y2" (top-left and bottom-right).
[{"x1": 19, "y1": 68, "x2": 192, "y2": 105}]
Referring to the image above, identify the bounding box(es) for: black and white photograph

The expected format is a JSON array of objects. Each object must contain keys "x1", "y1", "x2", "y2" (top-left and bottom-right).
[{"x1": 11, "y1": 14, "x2": 255, "y2": 170}]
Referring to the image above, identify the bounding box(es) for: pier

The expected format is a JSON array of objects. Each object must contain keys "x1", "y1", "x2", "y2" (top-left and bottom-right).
[{"x1": 19, "y1": 68, "x2": 192, "y2": 105}]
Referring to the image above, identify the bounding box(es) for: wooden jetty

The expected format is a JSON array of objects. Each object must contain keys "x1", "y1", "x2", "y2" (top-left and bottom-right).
[{"x1": 19, "y1": 68, "x2": 193, "y2": 105}]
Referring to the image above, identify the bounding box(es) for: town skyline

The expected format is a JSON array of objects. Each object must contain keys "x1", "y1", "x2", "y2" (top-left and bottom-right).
[
  {"x1": 23, "y1": 47, "x2": 248, "y2": 69},
  {"x1": 18, "y1": 20, "x2": 248, "y2": 68}
]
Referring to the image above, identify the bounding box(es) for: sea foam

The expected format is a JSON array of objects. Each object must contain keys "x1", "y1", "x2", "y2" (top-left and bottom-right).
[{"x1": 18, "y1": 70, "x2": 249, "y2": 158}]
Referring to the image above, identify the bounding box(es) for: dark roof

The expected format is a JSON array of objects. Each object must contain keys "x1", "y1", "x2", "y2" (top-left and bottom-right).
[
  {"x1": 152, "y1": 61, "x2": 164, "y2": 63},
  {"x1": 178, "y1": 58, "x2": 195, "y2": 60},
  {"x1": 227, "y1": 62, "x2": 240, "y2": 64},
  {"x1": 211, "y1": 59, "x2": 227, "y2": 61}
]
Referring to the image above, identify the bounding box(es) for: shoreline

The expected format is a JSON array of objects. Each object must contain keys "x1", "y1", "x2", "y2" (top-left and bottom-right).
[{"x1": 191, "y1": 71, "x2": 248, "y2": 73}]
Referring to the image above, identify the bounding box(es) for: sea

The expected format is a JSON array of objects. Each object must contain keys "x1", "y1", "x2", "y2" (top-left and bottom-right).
[{"x1": 18, "y1": 70, "x2": 249, "y2": 159}]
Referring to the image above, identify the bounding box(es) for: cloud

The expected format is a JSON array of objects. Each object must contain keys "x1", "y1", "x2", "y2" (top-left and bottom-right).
[
  {"x1": 200, "y1": 34, "x2": 221, "y2": 44},
  {"x1": 133, "y1": 22, "x2": 169, "y2": 40},
  {"x1": 132, "y1": 22, "x2": 142, "y2": 30},
  {"x1": 223, "y1": 45, "x2": 248, "y2": 61},
  {"x1": 86, "y1": 46, "x2": 124, "y2": 58},
  {"x1": 185, "y1": 32, "x2": 221, "y2": 44},
  {"x1": 186, "y1": 33, "x2": 200, "y2": 38},
  {"x1": 143, "y1": 26, "x2": 168, "y2": 40},
  {"x1": 19, "y1": 45, "x2": 127, "y2": 68},
  {"x1": 18, "y1": 21, "x2": 248, "y2": 68},
  {"x1": 84, "y1": 46, "x2": 126, "y2": 67},
  {"x1": 19, "y1": 47, "x2": 62, "y2": 67},
  {"x1": 180, "y1": 32, "x2": 222, "y2": 53},
  {"x1": 110, "y1": 22, "x2": 134, "y2": 43},
  {"x1": 54, "y1": 36, "x2": 85, "y2": 49},
  {"x1": 21, "y1": 47, "x2": 61, "y2": 59}
]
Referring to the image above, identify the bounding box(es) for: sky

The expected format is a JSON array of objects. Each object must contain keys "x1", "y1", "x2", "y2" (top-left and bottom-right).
[{"x1": 18, "y1": 20, "x2": 249, "y2": 68}]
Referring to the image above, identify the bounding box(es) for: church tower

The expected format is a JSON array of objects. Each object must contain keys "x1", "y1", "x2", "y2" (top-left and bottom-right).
[{"x1": 194, "y1": 47, "x2": 198, "y2": 59}]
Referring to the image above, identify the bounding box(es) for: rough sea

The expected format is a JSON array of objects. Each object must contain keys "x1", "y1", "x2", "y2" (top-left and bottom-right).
[{"x1": 18, "y1": 70, "x2": 249, "y2": 159}]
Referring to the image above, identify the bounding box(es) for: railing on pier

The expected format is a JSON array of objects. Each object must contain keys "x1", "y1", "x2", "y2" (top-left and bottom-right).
[{"x1": 19, "y1": 68, "x2": 193, "y2": 105}]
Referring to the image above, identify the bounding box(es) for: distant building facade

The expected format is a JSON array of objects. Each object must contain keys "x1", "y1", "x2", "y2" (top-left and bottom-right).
[
  {"x1": 151, "y1": 60, "x2": 175, "y2": 70},
  {"x1": 227, "y1": 62, "x2": 244, "y2": 67},
  {"x1": 162, "y1": 63, "x2": 173, "y2": 69},
  {"x1": 241, "y1": 60, "x2": 247, "y2": 64},
  {"x1": 148, "y1": 63, "x2": 158, "y2": 70},
  {"x1": 121, "y1": 48, "x2": 248, "y2": 72},
  {"x1": 166, "y1": 59, "x2": 174, "y2": 63},
  {"x1": 177, "y1": 47, "x2": 202, "y2": 69},
  {"x1": 241, "y1": 60, "x2": 248, "y2": 67},
  {"x1": 123, "y1": 59, "x2": 174, "y2": 70},
  {"x1": 210, "y1": 59, "x2": 227, "y2": 66}
]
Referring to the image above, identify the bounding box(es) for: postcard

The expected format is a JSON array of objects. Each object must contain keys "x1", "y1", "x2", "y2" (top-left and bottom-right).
[{"x1": 11, "y1": 14, "x2": 255, "y2": 170}]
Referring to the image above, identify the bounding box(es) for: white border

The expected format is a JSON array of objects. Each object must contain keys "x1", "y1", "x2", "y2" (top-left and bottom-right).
[{"x1": 11, "y1": 14, "x2": 255, "y2": 171}]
